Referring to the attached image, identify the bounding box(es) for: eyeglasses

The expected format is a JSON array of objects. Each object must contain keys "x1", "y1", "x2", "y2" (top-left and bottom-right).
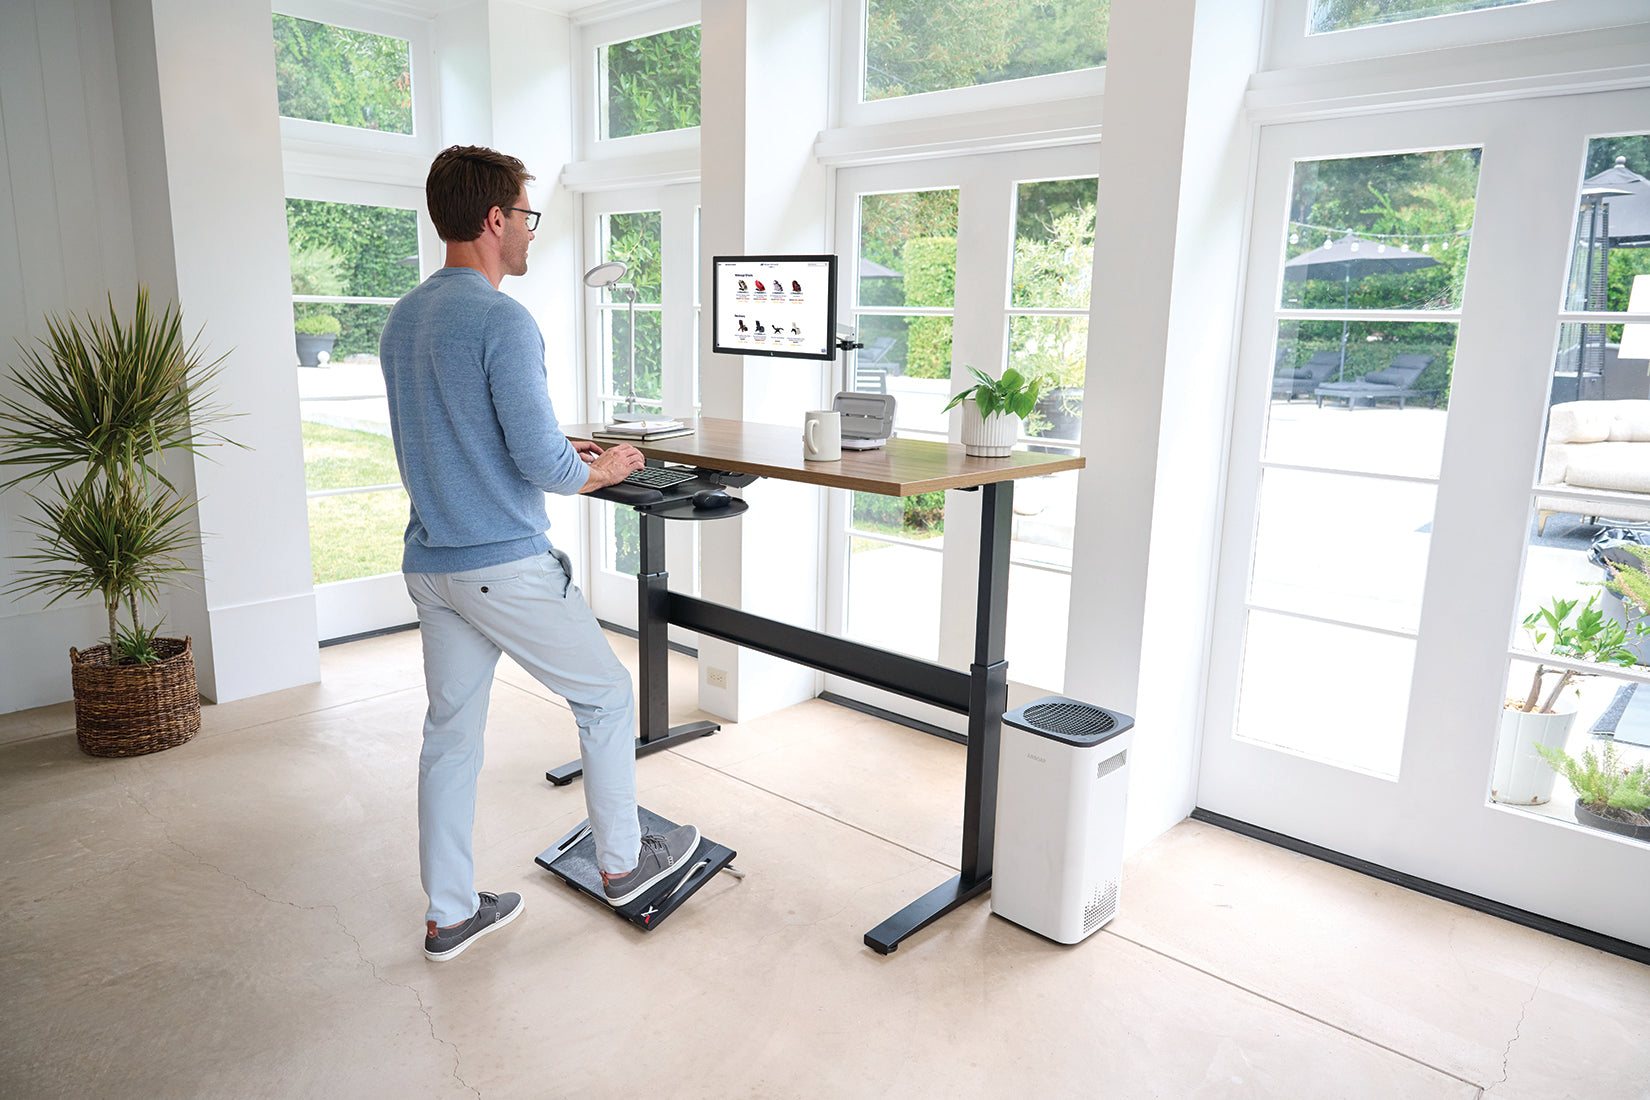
[{"x1": 506, "y1": 207, "x2": 541, "y2": 232}]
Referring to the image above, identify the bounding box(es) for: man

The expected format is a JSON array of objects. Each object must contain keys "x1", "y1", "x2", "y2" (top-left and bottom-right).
[{"x1": 380, "y1": 145, "x2": 698, "y2": 962}]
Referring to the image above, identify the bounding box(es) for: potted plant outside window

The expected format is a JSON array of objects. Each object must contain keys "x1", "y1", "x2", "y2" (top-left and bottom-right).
[
  {"x1": 0, "y1": 290, "x2": 234, "y2": 756},
  {"x1": 294, "y1": 311, "x2": 342, "y2": 367},
  {"x1": 943, "y1": 365, "x2": 1041, "y2": 457},
  {"x1": 289, "y1": 243, "x2": 345, "y2": 368},
  {"x1": 1534, "y1": 741, "x2": 1650, "y2": 841},
  {"x1": 1492, "y1": 593, "x2": 1648, "y2": 805}
]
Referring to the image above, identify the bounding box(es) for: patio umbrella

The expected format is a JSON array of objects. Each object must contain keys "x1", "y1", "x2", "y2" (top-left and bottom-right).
[
  {"x1": 1587, "y1": 155, "x2": 1650, "y2": 247},
  {"x1": 1283, "y1": 233, "x2": 1442, "y2": 380}
]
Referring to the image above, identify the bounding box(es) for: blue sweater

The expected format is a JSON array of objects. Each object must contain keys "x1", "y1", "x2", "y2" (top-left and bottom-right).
[{"x1": 379, "y1": 267, "x2": 590, "y2": 573}]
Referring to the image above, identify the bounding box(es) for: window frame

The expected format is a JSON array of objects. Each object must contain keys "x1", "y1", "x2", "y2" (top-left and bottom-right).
[
  {"x1": 1264, "y1": 0, "x2": 1650, "y2": 71},
  {"x1": 271, "y1": 1, "x2": 436, "y2": 157},
  {"x1": 574, "y1": 0, "x2": 702, "y2": 163},
  {"x1": 835, "y1": 0, "x2": 1105, "y2": 130}
]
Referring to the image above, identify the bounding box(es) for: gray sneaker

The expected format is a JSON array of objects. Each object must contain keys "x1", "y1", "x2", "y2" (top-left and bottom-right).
[
  {"x1": 424, "y1": 891, "x2": 523, "y2": 961},
  {"x1": 603, "y1": 825, "x2": 701, "y2": 906}
]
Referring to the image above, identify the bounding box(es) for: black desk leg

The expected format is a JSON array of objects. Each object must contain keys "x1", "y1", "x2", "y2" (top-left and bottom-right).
[
  {"x1": 865, "y1": 481, "x2": 1012, "y2": 953},
  {"x1": 547, "y1": 510, "x2": 719, "y2": 786}
]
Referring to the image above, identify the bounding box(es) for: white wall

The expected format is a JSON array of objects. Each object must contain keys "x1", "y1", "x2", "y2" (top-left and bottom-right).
[
  {"x1": 2, "y1": 0, "x2": 320, "y2": 713},
  {"x1": 695, "y1": 0, "x2": 834, "y2": 722}
]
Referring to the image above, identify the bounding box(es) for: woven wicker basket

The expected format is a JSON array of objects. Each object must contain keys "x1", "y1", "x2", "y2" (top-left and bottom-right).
[{"x1": 68, "y1": 636, "x2": 200, "y2": 757}]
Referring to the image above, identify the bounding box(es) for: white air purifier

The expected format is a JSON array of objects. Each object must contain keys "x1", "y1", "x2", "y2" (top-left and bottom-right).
[{"x1": 991, "y1": 696, "x2": 1135, "y2": 944}]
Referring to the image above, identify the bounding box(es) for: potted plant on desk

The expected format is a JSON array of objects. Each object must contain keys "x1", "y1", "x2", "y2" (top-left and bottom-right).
[
  {"x1": 943, "y1": 365, "x2": 1041, "y2": 457},
  {"x1": 0, "y1": 290, "x2": 234, "y2": 756},
  {"x1": 1492, "y1": 593, "x2": 1648, "y2": 805}
]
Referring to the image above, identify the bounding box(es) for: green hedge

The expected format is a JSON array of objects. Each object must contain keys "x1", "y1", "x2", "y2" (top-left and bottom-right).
[{"x1": 903, "y1": 237, "x2": 955, "y2": 379}]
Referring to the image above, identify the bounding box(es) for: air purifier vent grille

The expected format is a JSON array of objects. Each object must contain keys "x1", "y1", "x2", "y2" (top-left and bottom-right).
[
  {"x1": 1084, "y1": 880, "x2": 1119, "y2": 934},
  {"x1": 1097, "y1": 750, "x2": 1127, "y2": 780},
  {"x1": 1023, "y1": 701, "x2": 1115, "y2": 738}
]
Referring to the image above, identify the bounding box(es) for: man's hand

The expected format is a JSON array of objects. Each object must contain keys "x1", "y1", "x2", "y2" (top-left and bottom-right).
[
  {"x1": 577, "y1": 442, "x2": 645, "y2": 492},
  {"x1": 570, "y1": 439, "x2": 603, "y2": 463}
]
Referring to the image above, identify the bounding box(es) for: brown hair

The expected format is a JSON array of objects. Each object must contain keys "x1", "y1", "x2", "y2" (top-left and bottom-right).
[{"x1": 425, "y1": 145, "x2": 535, "y2": 242}]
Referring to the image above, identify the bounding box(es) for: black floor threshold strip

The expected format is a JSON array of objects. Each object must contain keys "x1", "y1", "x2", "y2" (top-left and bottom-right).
[
  {"x1": 320, "y1": 622, "x2": 419, "y2": 648},
  {"x1": 596, "y1": 618, "x2": 699, "y2": 659},
  {"x1": 818, "y1": 692, "x2": 967, "y2": 747},
  {"x1": 1191, "y1": 808, "x2": 1650, "y2": 968}
]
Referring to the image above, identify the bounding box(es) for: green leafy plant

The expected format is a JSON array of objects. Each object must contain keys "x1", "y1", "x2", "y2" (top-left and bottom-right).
[
  {"x1": 942, "y1": 364, "x2": 1041, "y2": 421},
  {"x1": 0, "y1": 290, "x2": 234, "y2": 662},
  {"x1": 294, "y1": 313, "x2": 342, "y2": 336},
  {"x1": 1534, "y1": 741, "x2": 1650, "y2": 824},
  {"x1": 1602, "y1": 545, "x2": 1650, "y2": 618},
  {"x1": 1514, "y1": 593, "x2": 1648, "y2": 713}
]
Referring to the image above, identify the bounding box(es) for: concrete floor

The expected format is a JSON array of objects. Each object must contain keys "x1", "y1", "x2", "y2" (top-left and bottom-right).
[{"x1": 2, "y1": 629, "x2": 1647, "y2": 1099}]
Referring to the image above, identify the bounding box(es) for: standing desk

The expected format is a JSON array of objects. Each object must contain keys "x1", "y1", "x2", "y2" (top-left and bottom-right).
[{"x1": 562, "y1": 417, "x2": 1085, "y2": 953}]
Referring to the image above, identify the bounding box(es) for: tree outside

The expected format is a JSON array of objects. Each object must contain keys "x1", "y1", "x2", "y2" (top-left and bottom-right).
[
  {"x1": 604, "y1": 25, "x2": 701, "y2": 139},
  {"x1": 864, "y1": 0, "x2": 1108, "y2": 101},
  {"x1": 273, "y1": 14, "x2": 412, "y2": 134}
]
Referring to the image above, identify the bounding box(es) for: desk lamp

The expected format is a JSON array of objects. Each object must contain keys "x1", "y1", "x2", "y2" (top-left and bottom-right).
[{"x1": 582, "y1": 261, "x2": 642, "y2": 421}]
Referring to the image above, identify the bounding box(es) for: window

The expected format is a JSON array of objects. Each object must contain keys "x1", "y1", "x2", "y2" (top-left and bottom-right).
[
  {"x1": 1309, "y1": 0, "x2": 1539, "y2": 34},
  {"x1": 862, "y1": 0, "x2": 1108, "y2": 102},
  {"x1": 272, "y1": 14, "x2": 413, "y2": 135},
  {"x1": 1235, "y1": 148, "x2": 1481, "y2": 776},
  {"x1": 598, "y1": 25, "x2": 701, "y2": 140},
  {"x1": 287, "y1": 198, "x2": 420, "y2": 586}
]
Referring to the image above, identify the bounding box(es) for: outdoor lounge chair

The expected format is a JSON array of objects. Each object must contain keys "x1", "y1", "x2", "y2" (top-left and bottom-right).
[
  {"x1": 1272, "y1": 350, "x2": 1342, "y2": 401},
  {"x1": 1314, "y1": 353, "x2": 1435, "y2": 409}
]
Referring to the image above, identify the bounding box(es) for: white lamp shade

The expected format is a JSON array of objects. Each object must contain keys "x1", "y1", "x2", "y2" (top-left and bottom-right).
[{"x1": 1622, "y1": 274, "x2": 1650, "y2": 360}]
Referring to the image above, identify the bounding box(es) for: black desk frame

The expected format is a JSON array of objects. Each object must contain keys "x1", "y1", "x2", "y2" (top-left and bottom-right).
[{"x1": 552, "y1": 475, "x2": 1015, "y2": 954}]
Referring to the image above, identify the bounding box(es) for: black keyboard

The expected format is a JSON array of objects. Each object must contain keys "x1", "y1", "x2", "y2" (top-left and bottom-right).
[{"x1": 622, "y1": 466, "x2": 698, "y2": 490}]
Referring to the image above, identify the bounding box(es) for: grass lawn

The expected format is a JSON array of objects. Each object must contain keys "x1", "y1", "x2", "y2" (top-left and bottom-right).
[{"x1": 302, "y1": 422, "x2": 406, "y2": 584}]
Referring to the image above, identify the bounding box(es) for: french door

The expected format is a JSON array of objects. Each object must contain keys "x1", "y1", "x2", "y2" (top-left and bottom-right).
[
  {"x1": 1199, "y1": 92, "x2": 1650, "y2": 947},
  {"x1": 580, "y1": 184, "x2": 702, "y2": 629},
  {"x1": 824, "y1": 145, "x2": 1100, "y2": 727}
]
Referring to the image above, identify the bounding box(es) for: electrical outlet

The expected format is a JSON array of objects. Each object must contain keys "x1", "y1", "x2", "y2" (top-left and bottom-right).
[{"x1": 706, "y1": 667, "x2": 728, "y2": 689}]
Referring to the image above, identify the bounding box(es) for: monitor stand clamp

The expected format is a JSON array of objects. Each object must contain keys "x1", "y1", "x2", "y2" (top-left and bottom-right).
[{"x1": 536, "y1": 807, "x2": 741, "y2": 931}]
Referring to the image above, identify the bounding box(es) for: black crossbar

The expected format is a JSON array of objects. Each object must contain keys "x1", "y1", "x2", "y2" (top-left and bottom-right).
[{"x1": 667, "y1": 593, "x2": 971, "y2": 713}]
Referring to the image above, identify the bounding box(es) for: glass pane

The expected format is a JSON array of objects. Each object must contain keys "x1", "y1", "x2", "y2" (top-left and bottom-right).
[
  {"x1": 1282, "y1": 150, "x2": 1480, "y2": 312},
  {"x1": 287, "y1": 199, "x2": 420, "y2": 298},
  {"x1": 864, "y1": 0, "x2": 1108, "y2": 101},
  {"x1": 850, "y1": 489, "x2": 946, "y2": 543},
  {"x1": 846, "y1": 538, "x2": 940, "y2": 662},
  {"x1": 307, "y1": 488, "x2": 408, "y2": 585},
  {"x1": 1250, "y1": 468, "x2": 1436, "y2": 634},
  {"x1": 1266, "y1": 320, "x2": 1455, "y2": 479},
  {"x1": 1006, "y1": 564, "x2": 1068, "y2": 693},
  {"x1": 853, "y1": 315, "x2": 953, "y2": 435},
  {"x1": 1011, "y1": 178, "x2": 1097, "y2": 308},
  {"x1": 603, "y1": 308, "x2": 663, "y2": 414},
  {"x1": 1309, "y1": 0, "x2": 1535, "y2": 34},
  {"x1": 608, "y1": 503, "x2": 639, "y2": 576},
  {"x1": 1010, "y1": 468, "x2": 1075, "y2": 567},
  {"x1": 301, "y1": 422, "x2": 397, "y2": 493},
  {"x1": 272, "y1": 14, "x2": 413, "y2": 134},
  {"x1": 1010, "y1": 315, "x2": 1087, "y2": 442},
  {"x1": 858, "y1": 190, "x2": 959, "y2": 308},
  {"x1": 1562, "y1": 136, "x2": 1650, "y2": 329},
  {"x1": 1235, "y1": 610, "x2": 1414, "y2": 778},
  {"x1": 600, "y1": 211, "x2": 663, "y2": 304},
  {"x1": 602, "y1": 25, "x2": 700, "y2": 140}
]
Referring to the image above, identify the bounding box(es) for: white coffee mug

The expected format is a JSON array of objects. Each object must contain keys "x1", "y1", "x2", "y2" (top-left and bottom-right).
[{"x1": 803, "y1": 409, "x2": 842, "y2": 462}]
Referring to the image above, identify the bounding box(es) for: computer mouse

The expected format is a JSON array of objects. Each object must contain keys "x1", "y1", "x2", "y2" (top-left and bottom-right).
[{"x1": 692, "y1": 489, "x2": 731, "y2": 510}]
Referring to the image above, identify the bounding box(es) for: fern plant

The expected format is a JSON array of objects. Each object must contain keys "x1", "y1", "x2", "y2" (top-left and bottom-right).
[
  {"x1": 0, "y1": 290, "x2": 233, "y2": 662},
  {"x1": 1534, "y1": 741, "x2": 1650, "y2": 820}
]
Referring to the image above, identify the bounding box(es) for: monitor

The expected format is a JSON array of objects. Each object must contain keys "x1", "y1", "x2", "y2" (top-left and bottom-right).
[{"x1": 711, "y1": 255, "x2": 838, "y2": 361}]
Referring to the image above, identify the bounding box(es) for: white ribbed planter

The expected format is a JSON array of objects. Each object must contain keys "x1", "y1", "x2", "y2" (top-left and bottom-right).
[
  {"x1": 960, "y1": 397, "x2": 1020, "y2": 457},
  {"x1": 1490, "y1": 703, "x2": 1576, "y2": 805}
]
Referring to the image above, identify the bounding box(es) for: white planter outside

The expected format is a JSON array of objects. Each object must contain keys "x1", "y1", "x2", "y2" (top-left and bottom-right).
[
  {"x1": 1490, "y1": 703, "x2": 1577, "y2": 805},
  {"x1": 960, "y1": 397, "x2": 1020, "y2": 457}
]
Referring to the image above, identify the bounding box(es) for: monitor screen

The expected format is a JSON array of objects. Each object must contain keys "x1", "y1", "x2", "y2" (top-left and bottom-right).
[{"x1": 711, "y1": 255, "x2": 838, "y2": 360}]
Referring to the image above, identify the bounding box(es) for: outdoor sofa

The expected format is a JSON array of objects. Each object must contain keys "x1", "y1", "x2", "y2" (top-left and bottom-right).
[{"x1": 1536, "y1": 398, "x2": 1650, "y2": 532}]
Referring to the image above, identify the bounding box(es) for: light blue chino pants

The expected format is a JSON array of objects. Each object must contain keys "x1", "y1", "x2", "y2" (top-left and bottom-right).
[{"x1": 406, "y1": 548, "x2": 641, "y2": 927}]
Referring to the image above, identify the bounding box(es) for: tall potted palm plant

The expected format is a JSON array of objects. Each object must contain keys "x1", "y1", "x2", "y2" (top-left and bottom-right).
[{"x1": 0, "y1": 290, "x2": 233, "y2": 756}]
